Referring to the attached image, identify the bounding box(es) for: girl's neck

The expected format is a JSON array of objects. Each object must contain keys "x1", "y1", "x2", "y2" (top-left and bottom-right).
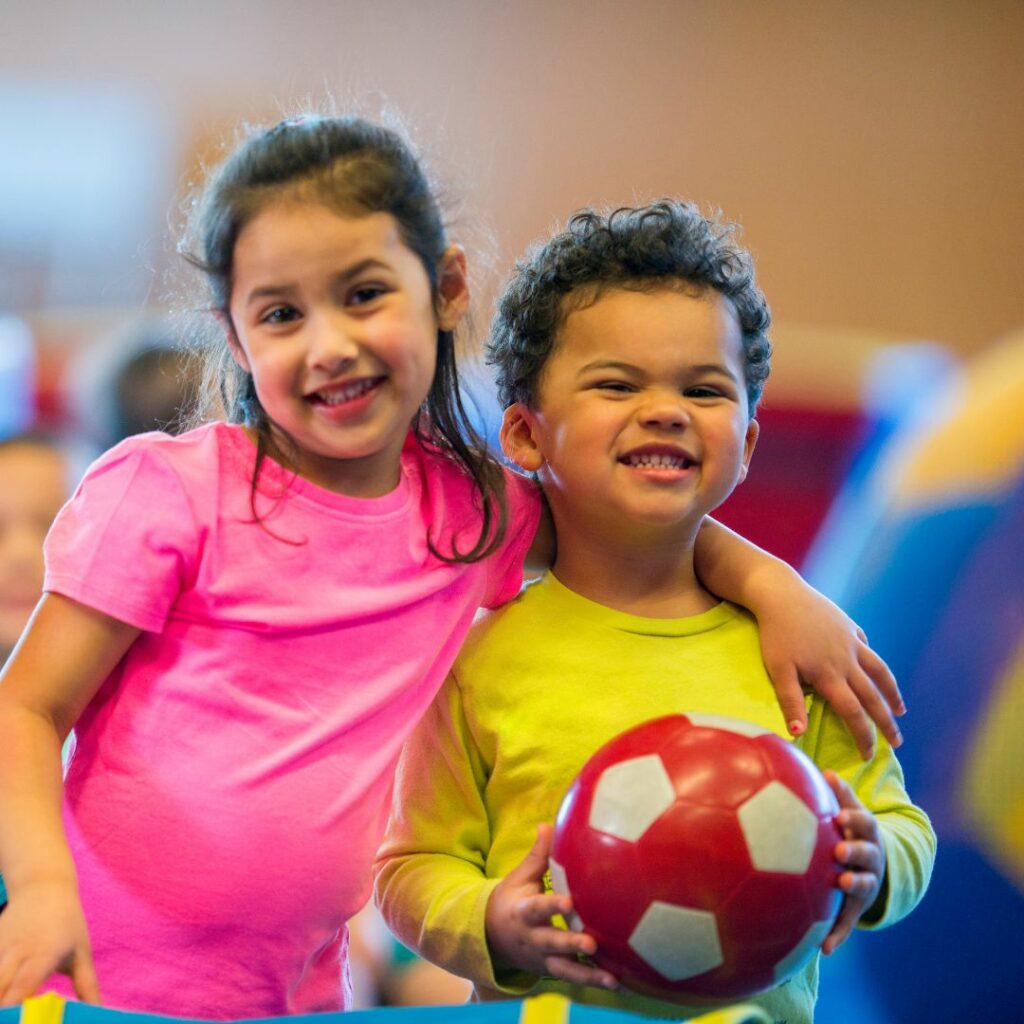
[
  {"x1": 550, "y1": 522, "x2": 718, "y2": 619},
  {"x1": 247, "y1": 424, "x2": 404, "y2": 499}
]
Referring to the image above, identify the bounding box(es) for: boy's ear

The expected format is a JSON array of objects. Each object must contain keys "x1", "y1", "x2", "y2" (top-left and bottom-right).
[
  {"x1": 736, "y1": 417, "x2": 760, "y2": 485},
  {"x1": 436, "y1": 245, "x2": 470, "y2": 331},
  {"x1": 216, "y1": 311, "x2": 251, "y2": 373},
  {"x1": 500, "y1": 403, "x2": 545, "y2": 473}
]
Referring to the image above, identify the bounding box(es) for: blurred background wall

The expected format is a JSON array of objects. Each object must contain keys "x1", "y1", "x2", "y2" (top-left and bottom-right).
[{"x1": 2, "y1": 2, "x2": 1022, "y2": 1021}]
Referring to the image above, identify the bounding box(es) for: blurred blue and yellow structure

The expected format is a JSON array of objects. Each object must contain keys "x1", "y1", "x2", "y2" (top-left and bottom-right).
[{"x1": 808, "y1": 333, "x2": 1024, "y2": 1022}]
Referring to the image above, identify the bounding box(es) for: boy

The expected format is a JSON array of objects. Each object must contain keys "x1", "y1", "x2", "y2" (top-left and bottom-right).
[{"x1": 373, "y1": 202, "x2": 935, "y2": 1022}]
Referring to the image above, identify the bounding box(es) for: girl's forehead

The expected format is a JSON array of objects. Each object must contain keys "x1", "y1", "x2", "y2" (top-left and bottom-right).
[
  {"x1": 230, "y1": 204, "x2": 414, "y2": 289},
  {"x1": 237, "y1": 202, "x2": 403, "y2": 255}
]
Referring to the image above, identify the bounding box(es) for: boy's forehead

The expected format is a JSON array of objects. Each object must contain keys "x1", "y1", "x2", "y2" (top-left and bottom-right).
[
  {"x1": 554, "y1": 283, "x2": 740, "y2": 346},
  {"x1": 555, "y1": 281, "x2": 735, "y2": 333}
]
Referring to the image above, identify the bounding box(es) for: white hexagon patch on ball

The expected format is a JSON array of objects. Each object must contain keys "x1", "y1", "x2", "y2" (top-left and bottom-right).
[
  {"x1": 685, "y1": 712, "x2": 772, "y2": 738},
  {"x1": 737, "y1": 780, "x2": 818, "y2": 873},
  {"x1": 588, "y1": 754, "x2": 675, "y2": 841},
  {"x1": 547, "y1": 856, "x2": 584, "y2": 932},
  {"x1": 628, "y1": 900, "x2": 723, "y2": 981}
]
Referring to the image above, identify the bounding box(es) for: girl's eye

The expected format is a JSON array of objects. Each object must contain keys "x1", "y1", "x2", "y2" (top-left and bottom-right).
[
  {"x1": 686, "y1": 385, "x2": 725, "y2": 399},
  {"x1": 262, "y1": 305, "x2": 301, "y2": 325},
  {"x1": 595, "y1": 380, "x2": 634, "y2": 393}
]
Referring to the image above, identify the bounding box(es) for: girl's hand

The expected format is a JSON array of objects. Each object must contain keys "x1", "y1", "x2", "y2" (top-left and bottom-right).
[
  {"x1": 690, "y1": 520, "x2": 903, "y2": 759},
  {"x1": 484, "y1": 824, "x2": 618, "y2": 990},
  {"x1": 821, "y1": 772, "x2": 887, "y2": 954},
  {"x1": 751, "y1": 570, "x2": 903, "y2": 759},
  {"x1": 0, "y1": 879, "x2": 100, "y2": 1006}
]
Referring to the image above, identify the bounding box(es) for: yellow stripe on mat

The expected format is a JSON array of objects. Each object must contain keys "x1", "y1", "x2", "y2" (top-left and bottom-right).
[
  {"x1": 518, "y1": 993, "x2": 771, "y2": 1024},
  {"x1": 691, "y1": 1006, "x2": 771, "y2": 1024},
  {"x1": 20, "y1": 994, "x2": 65, "y2": 1024},
  {"x1": 519, "y1": 993, "x2": 570, "y2": 1024}
]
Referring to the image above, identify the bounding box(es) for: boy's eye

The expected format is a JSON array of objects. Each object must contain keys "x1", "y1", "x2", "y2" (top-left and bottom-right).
[
  {"x1": 349, "y1": 284, "x2": 387, "y2": 306},
  {"x1": 595, "y1": 380, "x2": 635, "y2": 393},
  {"x1": 686, "y1": 385, "x2": 725, "y2": 399}
]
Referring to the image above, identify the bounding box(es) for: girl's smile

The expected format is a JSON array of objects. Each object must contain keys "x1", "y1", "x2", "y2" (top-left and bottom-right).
[{"x1": 226, "y1": 202, "x2": 468, "y2": 497}]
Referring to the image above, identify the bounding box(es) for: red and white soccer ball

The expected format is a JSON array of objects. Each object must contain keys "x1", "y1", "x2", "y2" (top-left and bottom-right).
[{"x1": 549, "y1": 713, "x2": 843, "y2": 1003}]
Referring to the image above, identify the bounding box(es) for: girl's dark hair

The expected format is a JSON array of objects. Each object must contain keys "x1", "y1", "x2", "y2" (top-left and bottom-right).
[
  {"x1": 181, "y1": 114, "x2": 506, "y2": 562},
  {"x1": 488, "y1": 200, "x2": 772, "y2": 414}
]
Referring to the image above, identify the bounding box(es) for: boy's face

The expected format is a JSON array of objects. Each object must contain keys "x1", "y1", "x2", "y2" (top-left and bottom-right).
[{"x1": 502, "y1": 285, "x2": 758, "y2": 544}]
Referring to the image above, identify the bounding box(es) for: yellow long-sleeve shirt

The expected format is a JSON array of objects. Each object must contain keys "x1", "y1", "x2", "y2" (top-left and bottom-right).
[{"x1": 374, "y1": 573, "x2": 935, "y2": 1023}]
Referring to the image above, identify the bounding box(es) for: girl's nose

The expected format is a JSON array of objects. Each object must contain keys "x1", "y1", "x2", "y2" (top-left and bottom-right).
[{"x1": 307, "y1": 313, "x2": 359, "y2": 371}]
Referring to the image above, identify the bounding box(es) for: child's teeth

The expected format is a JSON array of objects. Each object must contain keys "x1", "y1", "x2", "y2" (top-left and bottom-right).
[
  {"x1": 629, "y1": 454, "x2": 688, "y2": 468},
  {"x1": 319, "y1": 380, "x2": 373, "y2": 405}
]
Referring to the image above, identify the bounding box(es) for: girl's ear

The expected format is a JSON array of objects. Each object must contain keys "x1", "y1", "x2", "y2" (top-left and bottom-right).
[
  {"x1": 216, "y1": 311, "x2": 250, "y2": 373},
  {"x1": 500, "y1": 403, "x2": 544, "y2": 473},
  {"x1": 435, "y1": 245, "x2": 470, "y2": 331}
]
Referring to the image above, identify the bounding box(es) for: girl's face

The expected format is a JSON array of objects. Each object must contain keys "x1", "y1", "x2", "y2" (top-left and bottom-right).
[{"x1": 227, "y1": 202, "x2": 468, "y2": 497}]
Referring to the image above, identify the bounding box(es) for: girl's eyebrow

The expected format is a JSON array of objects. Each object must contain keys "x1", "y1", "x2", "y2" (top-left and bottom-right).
[{"x1": 241, "y1": 258, "x2": 392, "y2": 307}]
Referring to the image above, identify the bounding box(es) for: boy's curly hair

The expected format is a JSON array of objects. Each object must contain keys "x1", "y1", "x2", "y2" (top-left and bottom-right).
[{"x1": 488, "y1": 200, "x2": 772, "y2": 413}]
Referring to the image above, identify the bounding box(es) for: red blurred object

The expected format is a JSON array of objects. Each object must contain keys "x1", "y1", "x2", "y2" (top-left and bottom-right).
[
  {"x1": 715, "y1": 405, "x2": 869, "y2": 567},
  {"x1": 549, "y1": 714, "x2": 842, "y2": 1003}
]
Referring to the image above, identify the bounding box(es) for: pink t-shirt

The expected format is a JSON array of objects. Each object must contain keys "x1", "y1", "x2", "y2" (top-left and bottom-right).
[{"x1": 43, "y1": 422, "x2": 539, "y2": 1019}]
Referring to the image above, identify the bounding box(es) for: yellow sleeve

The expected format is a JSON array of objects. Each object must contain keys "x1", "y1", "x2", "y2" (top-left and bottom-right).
[
  {"x1": 373, "y1": 672, "x2": 510, "y2": 989},
  {"x1": 802, "y1": 700, "x2": 936, "y2": 929}
]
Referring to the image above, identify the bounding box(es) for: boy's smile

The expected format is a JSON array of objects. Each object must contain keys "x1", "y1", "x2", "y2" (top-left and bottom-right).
[{"x1": 503, "y1": 285, "x2": 758, "y2": 551}]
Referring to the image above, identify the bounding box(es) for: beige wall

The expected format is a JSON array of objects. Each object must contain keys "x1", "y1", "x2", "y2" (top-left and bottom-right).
[{"x1": 5, "y1": 0, "x2": 1023, "y2": 403}]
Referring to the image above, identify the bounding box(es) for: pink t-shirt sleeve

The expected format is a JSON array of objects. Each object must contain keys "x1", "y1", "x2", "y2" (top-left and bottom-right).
[
  {"x1": 481, "y1": 467, "x2": 542, "y2": 610},
  {"x1": 44, "y1": 436, "x2": 200, "y2": 632}
]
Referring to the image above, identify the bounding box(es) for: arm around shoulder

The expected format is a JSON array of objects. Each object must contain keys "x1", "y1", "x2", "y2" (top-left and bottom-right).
[{"x1": 694, "y1": 516, "x2": 905, "y2": 758}]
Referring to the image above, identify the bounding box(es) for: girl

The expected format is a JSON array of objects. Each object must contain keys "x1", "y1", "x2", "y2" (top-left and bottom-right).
[{"x1": 0, "y1": 115, "x2": 899, "y2": 1020}]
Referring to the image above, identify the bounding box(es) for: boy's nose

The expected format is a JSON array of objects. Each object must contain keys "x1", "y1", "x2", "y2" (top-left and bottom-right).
[{"x1": 639, "y1": 393, "x2": 690, "y2": 430}]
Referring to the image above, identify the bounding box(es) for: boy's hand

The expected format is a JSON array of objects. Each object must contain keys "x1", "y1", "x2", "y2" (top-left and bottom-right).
[
  {"x1": 485, "y1": 824, "x2": 618, "y2": 990},
  {"x1": 821, "y1": 771, "x2": 887, "y2": 954},
  {"x1": 0, "y1": 879, "x2": 100, "y2": 1007},
  {"x1": 753, "y1": 577, "x2": 904, "y2": 759}
]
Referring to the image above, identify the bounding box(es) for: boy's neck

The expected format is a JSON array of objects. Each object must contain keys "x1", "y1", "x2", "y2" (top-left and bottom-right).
[{"x1": 550, "y1": 522, "x2": 719, "y2": 619}]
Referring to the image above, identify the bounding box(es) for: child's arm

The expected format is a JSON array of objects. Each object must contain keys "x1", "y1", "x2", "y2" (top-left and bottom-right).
[
  {"x1": 820, "y1": 772, "x2": 888, "y2": 954},
  {"x1": 801, "y1": 696, "x2": 935, "y2": 957},
  {"x1": 693, "y1": 518, "x2": 904, "y2": 759},
  {"x1": 0, "y1": 593, "x2": 141, "y2": 1007},
  {"x1": 484, "y1": 824, "x2": 617, "y2": 990},
  {"x1": 375, "y1": 674, "x2": 607, "y2": 994}
]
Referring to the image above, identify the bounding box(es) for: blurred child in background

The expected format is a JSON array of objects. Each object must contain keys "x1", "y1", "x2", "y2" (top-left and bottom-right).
[{"x1": 0, "y1": 434, "x2": 68, "y2": 667}]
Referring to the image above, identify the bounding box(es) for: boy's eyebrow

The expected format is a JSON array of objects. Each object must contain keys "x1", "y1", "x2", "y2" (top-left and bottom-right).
[
  {"x1": 577, "y1": 359, "x2": 740, "y2": 380},
  {"x1": 576, "y1": 359, "x2": 641, "y2": 377},
  {"x1": 688, "y1": 362, "x2": 743, "y2": 381},
  {"x1": 241, "y1": 258, "x2": 392, "y2": 306}
]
